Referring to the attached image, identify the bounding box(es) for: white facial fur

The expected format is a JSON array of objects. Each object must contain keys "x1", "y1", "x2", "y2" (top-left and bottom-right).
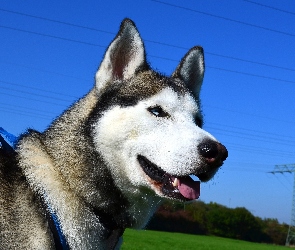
[{"x1": 93, "y1": 87, "x2": 217, "y2": 197}]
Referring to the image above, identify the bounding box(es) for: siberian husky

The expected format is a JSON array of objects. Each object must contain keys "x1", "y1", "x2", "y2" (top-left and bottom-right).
[{"x1": 0, "y1": 19, "x2": 228, "y2": 249}]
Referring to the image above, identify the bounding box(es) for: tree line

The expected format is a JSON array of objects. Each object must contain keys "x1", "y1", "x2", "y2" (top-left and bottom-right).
[{"x1": 145, "y1": 200, "x2": 288, "y2": 245}]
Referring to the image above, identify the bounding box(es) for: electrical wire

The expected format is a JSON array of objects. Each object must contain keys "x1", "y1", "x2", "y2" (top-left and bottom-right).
[
  {"x1": 0, "y1": 7, "x2": 295, "y2": 72},
  {"x1": 243, "y1": 0, "x2": 295, "y2": 16},
  {"x1": 150, "y1": 0, "x2": 295, "y2": 38},
  {"x1": 1, "y1": 24, "x2": 295, "y2": 87}
]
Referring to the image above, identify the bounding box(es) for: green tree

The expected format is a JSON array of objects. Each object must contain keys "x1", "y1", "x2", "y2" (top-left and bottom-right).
[
  {"x1": 146, "y1": 200, "x2": 288, "y2": 245},
  {"x1": 262, "y1": 218, "x2": 288, "y2": 245}
]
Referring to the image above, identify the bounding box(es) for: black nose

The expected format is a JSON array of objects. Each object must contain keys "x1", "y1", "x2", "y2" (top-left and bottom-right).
[{"x1": 198, "y1": 141, "x2": 228, "y2": 163}]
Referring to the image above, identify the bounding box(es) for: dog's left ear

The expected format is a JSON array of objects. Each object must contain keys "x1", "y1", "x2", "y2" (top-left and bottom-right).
[
  {"x1": 172, "y1": 46, "x2": 205, "y2": 99},
  {"x1": 95, "y1": 18, "x2": 147, "y2": 93}
]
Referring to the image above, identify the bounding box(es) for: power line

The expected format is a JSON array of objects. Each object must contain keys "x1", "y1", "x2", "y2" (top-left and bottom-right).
[
  {"x1": 206, "y1": 52, "x2": 295, "y2": 73},
  {"x1": 0, "y1": 25, "x2": 105, "y2": 48},
  {"x1": 208, "y1": 122, "x2": 295, "y2": 141},
  {"x1": 0, "y1": 80, "x2": 79, "y2": 99},
  {"x1": 220, "y1": 162, "x2": 274, "y2": 173},
  {"x1": 1, "y1": 7, "x2": 295, "y2": 73},
  {"x1": 207, "y1": 126, "x2": 295, "y2": 147},
  {"x1": 151, "y1": 54, "x2": 295, "y2": 84},
  {"x1": 0, "y1": 102, "x2": 57, "y2": 116},
  {"x1": 1, "y1": 85, "x2": 73, "y2": 103},
  {"x1": 224, "y1": 168, "x2": 266, "y2": 173},
  {"x1": 151, "y1": 0, "x2": 295, "y2": 38},
  {"x1": 0, "y1": 91, "x2": 70, "y2": 107},
  {"x1": 207, "y1": 66, "x2": 295, "y2": 85},
  {"x1": 204, "y1": 105, "x2": 295, "y2": 125},
  {"x1": 244, "y1": 0, "x2": 295, "y2": 16},
  {"x1": 0, "y1": 108, "x2": 52, "y2": 120},
  {"x1": 2, "y1": 23, "x2": 295, "y2": 86},
  {"x1": 0, "y1": 8, "x2": 115, "y2": 35},
  {"x1": 219, "y1": 142, "x2": 294, "y2": 158},
  {"x1": 0, "y1": 61, "x2": 89, "y2": 82},
  {"x1": 151, "y1": 54, "x2": 295, "y2": 76},
  {"x1": 272, "y1": 173, "x2": 292, "y2": 193}
]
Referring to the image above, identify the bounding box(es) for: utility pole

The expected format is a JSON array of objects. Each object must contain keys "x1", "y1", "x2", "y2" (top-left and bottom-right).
[{"x1": 269, "y1": 164, "x2": 295, "y2": 246}]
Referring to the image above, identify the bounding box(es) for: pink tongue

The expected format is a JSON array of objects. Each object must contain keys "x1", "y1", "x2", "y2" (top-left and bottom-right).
[{"x1": 178, "y1": 176, "x2": 200, "y2": 200}]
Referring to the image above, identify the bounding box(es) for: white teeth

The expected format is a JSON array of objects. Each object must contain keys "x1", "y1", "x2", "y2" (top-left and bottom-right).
[{"x1": 172, "y1": 178, "x2": 179, "y2": 187}]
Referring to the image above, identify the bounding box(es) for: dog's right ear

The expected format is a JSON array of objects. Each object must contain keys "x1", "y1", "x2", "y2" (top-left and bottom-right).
[
  {"x1": 95, "y1": 19, "x2": 148, "y2": 93},
  {"x1": 172, "y1": 46, "x2": 205, "y2": 99}
]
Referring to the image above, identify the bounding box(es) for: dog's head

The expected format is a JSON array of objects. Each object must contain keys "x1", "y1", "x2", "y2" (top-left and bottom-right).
[{"x1": 92, "y1": 19, "x2": 228, "y2": 201}]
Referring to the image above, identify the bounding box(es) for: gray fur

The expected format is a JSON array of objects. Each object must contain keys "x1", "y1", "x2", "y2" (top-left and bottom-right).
[{"x1": 0, "y1": 18, "x2": 227, "y2": 249}]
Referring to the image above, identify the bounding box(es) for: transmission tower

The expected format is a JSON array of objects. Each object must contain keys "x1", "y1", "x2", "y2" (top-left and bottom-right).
[{"x1": 269, "y1": 164, "x2": 295, "y2": 246}]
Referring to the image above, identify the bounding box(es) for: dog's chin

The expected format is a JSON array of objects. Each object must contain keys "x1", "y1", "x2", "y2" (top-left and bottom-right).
[{"x1": 137, "y1": 155, "x2": 205, "y2": 201}]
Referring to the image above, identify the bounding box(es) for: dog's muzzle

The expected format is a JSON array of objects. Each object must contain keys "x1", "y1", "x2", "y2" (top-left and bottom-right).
[
  {"x1": 137, "y1": 155, "x2": 200, "y2": 201},
  {"x1": 137, "y1": 140, "x2": 228, "y2": 201}
]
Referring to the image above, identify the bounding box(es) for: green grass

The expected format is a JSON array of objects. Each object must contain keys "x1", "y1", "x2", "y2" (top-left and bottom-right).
[{"x1": 121, "y1": 229, "x2": 287, "y2": 250}]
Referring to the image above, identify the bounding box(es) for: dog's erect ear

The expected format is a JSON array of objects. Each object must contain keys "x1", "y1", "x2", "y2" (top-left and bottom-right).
[
  {"x1": 172, "y1": 46, "x2": 205, "y2": 98},
  {"x1": 95, "y1": 18, "x2": 147, "y2": 93}
]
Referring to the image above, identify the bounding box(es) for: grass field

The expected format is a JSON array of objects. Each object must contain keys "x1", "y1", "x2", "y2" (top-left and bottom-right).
[{"x1": 121, "y1": 229, "x2": 287, "y2": 250}]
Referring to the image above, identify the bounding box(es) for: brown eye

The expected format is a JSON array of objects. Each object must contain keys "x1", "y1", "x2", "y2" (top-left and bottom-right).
[{"x1": 148, "y1": 106, "x2": 170, "y2": 118}]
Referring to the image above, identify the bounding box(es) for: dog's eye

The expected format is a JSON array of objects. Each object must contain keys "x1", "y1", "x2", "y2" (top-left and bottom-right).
[{"x1": 148, "y1": 106, "x2": 169, "y2": 118}]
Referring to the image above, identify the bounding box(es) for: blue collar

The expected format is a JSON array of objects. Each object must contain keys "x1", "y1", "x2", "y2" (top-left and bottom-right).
[
  {"x1": 47, "y1": 209, "x2": 70, "y2": 250},
  {"x1": 0, "y1": 127, "x2": 17, "y2": 152}
]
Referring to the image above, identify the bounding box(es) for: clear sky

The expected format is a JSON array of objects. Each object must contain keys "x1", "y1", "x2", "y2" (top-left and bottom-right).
[{"x1": 1, "y1": 1, "x2": 294, "y2": 224}]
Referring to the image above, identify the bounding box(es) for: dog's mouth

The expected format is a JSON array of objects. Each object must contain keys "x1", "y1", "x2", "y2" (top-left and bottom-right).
[{"x1": 137, "y1": 155, "x2": 200, "y2": 201}]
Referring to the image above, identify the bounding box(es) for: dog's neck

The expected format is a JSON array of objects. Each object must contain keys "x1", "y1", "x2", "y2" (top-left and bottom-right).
[
  {"x1": 46, "y1": 203, "x2": 124, "y2": 250},
  {"x1": 18, "y1": 132, "x2": 159, "y2": 249},
  {"x1": 17, "y1": 130, "x2": 114, "y2": 248}
]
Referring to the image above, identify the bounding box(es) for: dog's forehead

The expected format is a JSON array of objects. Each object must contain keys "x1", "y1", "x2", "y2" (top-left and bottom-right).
[
  {"x1": 97, "y1": 71, "x2": 199, "y2": 113},
  {"x1": 120, "y1": 71, "x2": 188, "y2": 99},
  {"x1": 146, "y1": 87, "x2": 198, "y2": 112}
]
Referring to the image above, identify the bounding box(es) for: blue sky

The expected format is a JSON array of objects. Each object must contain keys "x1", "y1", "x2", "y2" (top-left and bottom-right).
[{"x1": 1, "y1": 1, "x2": 295, "y2": 224}]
